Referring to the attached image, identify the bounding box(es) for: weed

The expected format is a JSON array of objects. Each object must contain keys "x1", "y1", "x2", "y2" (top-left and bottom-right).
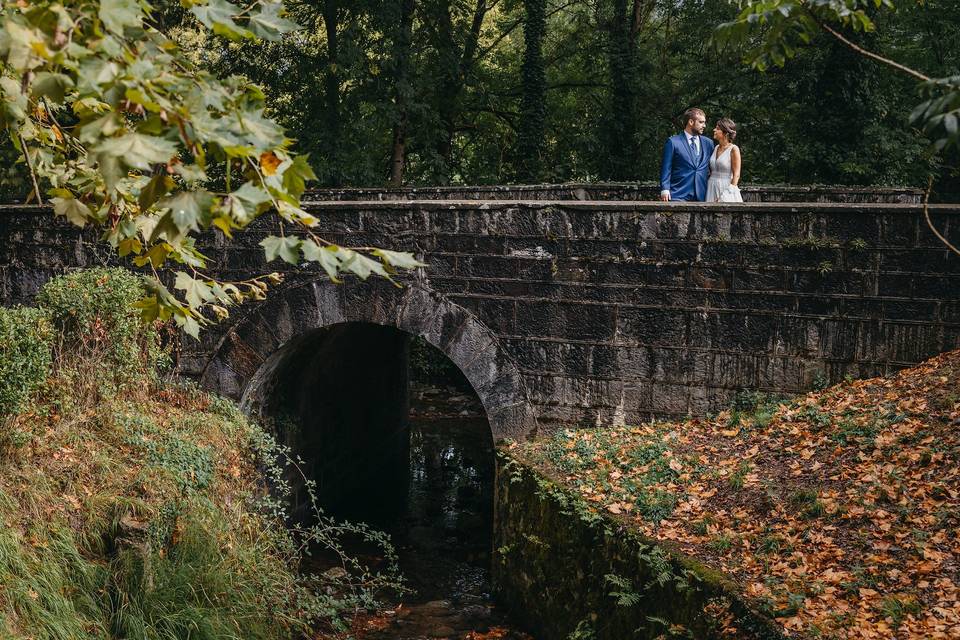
[
  {"x1": 567, "y1": 619, "x2": 597, "y2": 640},
  {"x1": 775, "y1": 591, "x2": 806, "y2": 617},
  {"x1": 0, "y1": 307, "x2": 52, "y2": 419},
  {"x1": 811, "y1": 371, "x2": 830, "y2": 391},
  {"x1": 841, "y1": 565, "x2": 881, "y2": 595},
  {"x1": 800, "y1": 403, "x2": 833, "y2": 430},
  {"x1": 829, "y1": 418, "x2": 879, "y2": 446},
  {"x1": 692, "y1": 514, "x2": 716, "y2": 536},
  {"x1": 709, "y1": 534, "x2": 735, "y2": 553},
  {"x1": 727, "y1": 391, "x2": 784, "y2": 430},
  {"x1": 788, "y1": 487, "x2": 824, "y2": 519},
  {"x1": 605, "y1": 573, "x2": 642, "y2": 607},
  {"x1": 758, "y1": 533, "x2": 785, "y2": 555},
  {"x1": 728, "y1": 461, "x2": 752, "y2": 490},
  {"x1": 636, "y1": 489, "x2": 678, "y2": 523},
  {"x1": 782, "y1": 236, "x2": 839, "y2": 249},
  {"x1": 878, "y1": 595, "x2": 921, "y2": 628}
]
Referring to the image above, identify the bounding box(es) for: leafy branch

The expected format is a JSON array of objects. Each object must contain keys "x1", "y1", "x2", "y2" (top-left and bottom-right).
[
  {"x1": 0, "y1": 0, "x2": 423, "y2": 338},
  {"x1": 713, "y1": 0, "x2": 959, "y2": 254}
]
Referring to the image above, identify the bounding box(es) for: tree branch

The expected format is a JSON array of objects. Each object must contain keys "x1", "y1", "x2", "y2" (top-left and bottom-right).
[
  {"x1": 815, "y1": 20, "x2": 931, "y2": 83},
  {"x1": 923, "y1": 176, "x2": 960, "y2": 257},
  {"x1": 19, "y1": 133, "x2": 42, "y2": 206}
]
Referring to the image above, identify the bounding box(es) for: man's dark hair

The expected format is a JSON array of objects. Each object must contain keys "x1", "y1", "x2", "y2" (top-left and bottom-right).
[{"x1": 683, "y1": 107, "x2": 705, "y2": 128}]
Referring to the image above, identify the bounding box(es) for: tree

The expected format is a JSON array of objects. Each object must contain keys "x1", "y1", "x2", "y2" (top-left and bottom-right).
[
  {"x1": 714, "y1": 0, "x2": 959, "y2": 159},
  {"x1": 389, "y1": 0, "x2": 417, "y2": 186},
  {"x1": 713, "y1": 0, "x2": 960, "y2": 252},
  {"x1": 0, "y1": 0, "x2": 421, "y2": 337},
  {"x1": 514, "y1": 0, "x2": 547, "y2": 182}
]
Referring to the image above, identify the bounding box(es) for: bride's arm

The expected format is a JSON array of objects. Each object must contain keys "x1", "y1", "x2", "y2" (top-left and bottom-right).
[{"x1": 731, "y1": 145, "x2": 741, "y2": 187}]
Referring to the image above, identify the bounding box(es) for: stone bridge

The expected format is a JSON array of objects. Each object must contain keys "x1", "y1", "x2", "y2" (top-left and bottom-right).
[{"x1": 1, "y1": 188, "x2": 958, "y2": 443}]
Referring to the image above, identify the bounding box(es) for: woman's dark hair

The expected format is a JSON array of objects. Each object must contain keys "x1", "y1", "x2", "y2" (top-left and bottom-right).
[{"x1": 717, "y1": 117, "x2": 737, "y2": 142}]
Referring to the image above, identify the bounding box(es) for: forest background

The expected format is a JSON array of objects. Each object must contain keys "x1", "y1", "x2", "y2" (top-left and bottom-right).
[{"x1": 2, "y1": 0, "x2": 959, "y2": 199}]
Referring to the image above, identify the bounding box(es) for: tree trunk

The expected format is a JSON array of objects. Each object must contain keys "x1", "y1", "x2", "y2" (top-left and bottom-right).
[
  {"x1": 427, "y1": 0, "x2": 489, "y2": 183},
  {"x1": 604, "y1": 0, "x2": 639, "y2": 180},
  {"x1": 322, "y1": 0, "x2": 342, "y2": 186},
  {"x1": 389, "y1": 0, "x2": 416, "y2": 186},
  {"x1": 515, "y1": 0, "x2": 548, "y2": 182}
]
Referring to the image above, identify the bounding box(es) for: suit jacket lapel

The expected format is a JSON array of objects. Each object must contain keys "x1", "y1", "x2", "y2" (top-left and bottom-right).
[{"x1": 679, "y1": 134, "x2": 696, "y2": 167}]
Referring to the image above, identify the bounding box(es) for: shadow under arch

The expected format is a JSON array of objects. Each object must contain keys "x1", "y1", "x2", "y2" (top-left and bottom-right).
[{"x1": 199, "y1": 278, "x2": 538, "y2": 442}]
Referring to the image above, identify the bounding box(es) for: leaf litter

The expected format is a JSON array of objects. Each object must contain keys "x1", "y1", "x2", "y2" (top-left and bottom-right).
[{"x1": 514, "y1": 350, "x2": 960, "y2": 639}]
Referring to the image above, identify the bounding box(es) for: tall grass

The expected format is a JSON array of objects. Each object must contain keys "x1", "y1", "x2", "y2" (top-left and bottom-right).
[{"x1": 0, "y1": 269, "x2": 401, "y2": 639}]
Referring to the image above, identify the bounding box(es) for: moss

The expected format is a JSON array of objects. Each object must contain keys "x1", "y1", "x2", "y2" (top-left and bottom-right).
[{"x1": 493, "y1": 451, "x2": 786, "y2": 640}]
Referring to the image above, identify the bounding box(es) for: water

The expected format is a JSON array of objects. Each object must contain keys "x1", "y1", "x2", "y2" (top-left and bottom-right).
[{"x1": 333, "y1": 385, "x2": 532, "y2": 640}]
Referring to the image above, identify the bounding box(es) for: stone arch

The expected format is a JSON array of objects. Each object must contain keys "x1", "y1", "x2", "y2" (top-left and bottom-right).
[{"x1": 198, "y1": 278, "x2": 538, "y2": 441}]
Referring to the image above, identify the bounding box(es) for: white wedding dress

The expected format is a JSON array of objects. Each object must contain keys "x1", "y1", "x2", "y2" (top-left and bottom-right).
[{"x1": 706, "y1": 145, "x2": 742, "y2": 202}]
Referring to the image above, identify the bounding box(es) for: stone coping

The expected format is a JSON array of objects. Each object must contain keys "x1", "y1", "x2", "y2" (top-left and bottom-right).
[
  {"x1": 308, "y1": 182, "x2": 923, "y2": 194},
  {"x1": 1, "y1": 200, "x2": 957, "y2": 215}
]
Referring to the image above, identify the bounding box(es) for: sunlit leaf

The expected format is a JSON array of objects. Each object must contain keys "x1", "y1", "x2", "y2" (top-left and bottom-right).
[
  {"x1": 93, "y1": 133, "x2": 178, "y2": 171},
  {"x1": 51, "y1": 196, "x2": 92, "y2": 227},
  {"x1": 301, "y1": 240, "x2": 342, "y2": 281},
  {"x1": 248, "y1": 2, "x2": 299, "y2": 41},
  {"x1": 260, "y1": 235, "x2": 301, "y2": 264},
  {"x1": 99, "y1": 0, "x2": 142, "y2": 35}
]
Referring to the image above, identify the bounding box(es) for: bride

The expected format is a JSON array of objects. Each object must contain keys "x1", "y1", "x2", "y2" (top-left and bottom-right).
[{"x1": 706, "y1": 118, "x2": 742, "y2": 202}]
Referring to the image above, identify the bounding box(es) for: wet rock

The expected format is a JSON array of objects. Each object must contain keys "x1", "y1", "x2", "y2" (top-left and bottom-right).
[
  {"x1": 429, "y1": 625, "x2": 456, "y2": 637},
  {"x1": 460, "y1": 604, "x2": 492, "y2": 620},
  {"x1": 420, "y1": 599, "x2": 452, "y2": 612}
]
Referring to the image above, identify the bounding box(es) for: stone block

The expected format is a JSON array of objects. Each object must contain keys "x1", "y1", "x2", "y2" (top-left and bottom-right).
[{"x1": 616, "y1": 308, "x2": 686, "y2": 347}]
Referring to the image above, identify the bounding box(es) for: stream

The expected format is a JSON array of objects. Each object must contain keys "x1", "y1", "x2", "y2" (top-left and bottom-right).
[{"x1": 315, "y1": 384, "x2": 533, "y2": 640}]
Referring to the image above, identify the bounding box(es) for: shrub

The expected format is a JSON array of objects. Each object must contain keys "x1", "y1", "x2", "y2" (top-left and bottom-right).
[
  {"x1": 36, "y1": 268, "x2": 167, "y2": 381},
  {"x1": 0, "y1": 306, "x2": 51, "y2": 417}
]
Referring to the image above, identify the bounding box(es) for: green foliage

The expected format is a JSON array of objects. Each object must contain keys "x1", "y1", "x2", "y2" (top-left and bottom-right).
[
  {"x1": 514, "y1": 0, "x2": 548, "y2": 181},
  {"x1": 566, "y1": 618, "x2": 597, "y2": 640},
  {"x1": 728, "y1": 390, "x2": 785, "y2": 429},
  {"x1": 605, "y1": 573, "x2": 642, "y2": 607},
  {"x1": 0, "y1": 306, "x2": 51, "y2": 418},
  {"x1": 408, "y1": 335, "x2": 469, "y2": 387},
  {"x1": 5, "y1": 0, "x2": 957, "y2": 199},
  {"x1": 142, "y1": 435, "x2": 215, "y2": 492},
  {"x1": 36, "y1": 267, "x2": 166, "y2": 381},
  {"x1": 715, "y1": 0, "x2": 960, "y2": 157},
  {"x1": 878, "y1": 594, "x2": 921, "y2": 628},
  {"x1": 0, "y1": 357, "x2": 402, "y2": 638},
  {"x1": 0, "y1": 0, "x2": 420, "y2": 336},
  {"x1": 108, "y1": 501, "x2": 306, "y2": 640}
]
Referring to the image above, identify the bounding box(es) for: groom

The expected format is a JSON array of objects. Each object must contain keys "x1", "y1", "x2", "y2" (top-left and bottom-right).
[{"x1": 659, "y1": 107, "x2": 713, "y2": 202}]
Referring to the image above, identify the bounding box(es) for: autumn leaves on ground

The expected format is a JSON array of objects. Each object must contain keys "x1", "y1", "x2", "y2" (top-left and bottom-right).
[{"x1": 515, "y1": 352, "x2": 960, "y2": 639}]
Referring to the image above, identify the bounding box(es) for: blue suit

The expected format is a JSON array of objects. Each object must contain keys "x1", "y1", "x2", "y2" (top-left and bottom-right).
[{"x1": 660, "y1": 133, "x2": 714, "y2": 201}]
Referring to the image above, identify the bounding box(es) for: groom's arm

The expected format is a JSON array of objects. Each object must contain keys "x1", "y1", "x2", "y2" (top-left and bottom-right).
[{"x1": 659, "y1": 139, "x2": 673, "y2": 201}]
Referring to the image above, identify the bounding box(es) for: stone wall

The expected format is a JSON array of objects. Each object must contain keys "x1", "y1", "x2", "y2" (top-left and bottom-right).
[
  {"x1": 1, "y1": 200, "x2": 958, "y2": 433},
  {"x1": 493, "y1": 452, "x2": 785, "y2": 639},
  {"x1": 307, "y1": 182, "x2": 924, "y2": 204}
]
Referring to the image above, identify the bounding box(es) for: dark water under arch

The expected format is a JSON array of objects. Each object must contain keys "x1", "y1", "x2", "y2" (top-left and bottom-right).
[{"x1": 253, "y1": 322, "x2": 531, "y2": 638}]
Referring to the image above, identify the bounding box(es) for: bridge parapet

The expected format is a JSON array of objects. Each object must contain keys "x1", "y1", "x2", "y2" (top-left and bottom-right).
[
  {"x1": 1, "y1": 200, "x2": 957, "y2": 432},
  {"x1": 307, "y1": 183, "x2": 925, "y2": 204}
]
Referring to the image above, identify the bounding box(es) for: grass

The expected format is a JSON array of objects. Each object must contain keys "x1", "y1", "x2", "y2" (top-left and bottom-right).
[
  {"x1": 0, "y1": 368, "x2": 317, "y2": 639},
  {"x1": 0, "y1": 268, "x2": 402, "y2": 638}
]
